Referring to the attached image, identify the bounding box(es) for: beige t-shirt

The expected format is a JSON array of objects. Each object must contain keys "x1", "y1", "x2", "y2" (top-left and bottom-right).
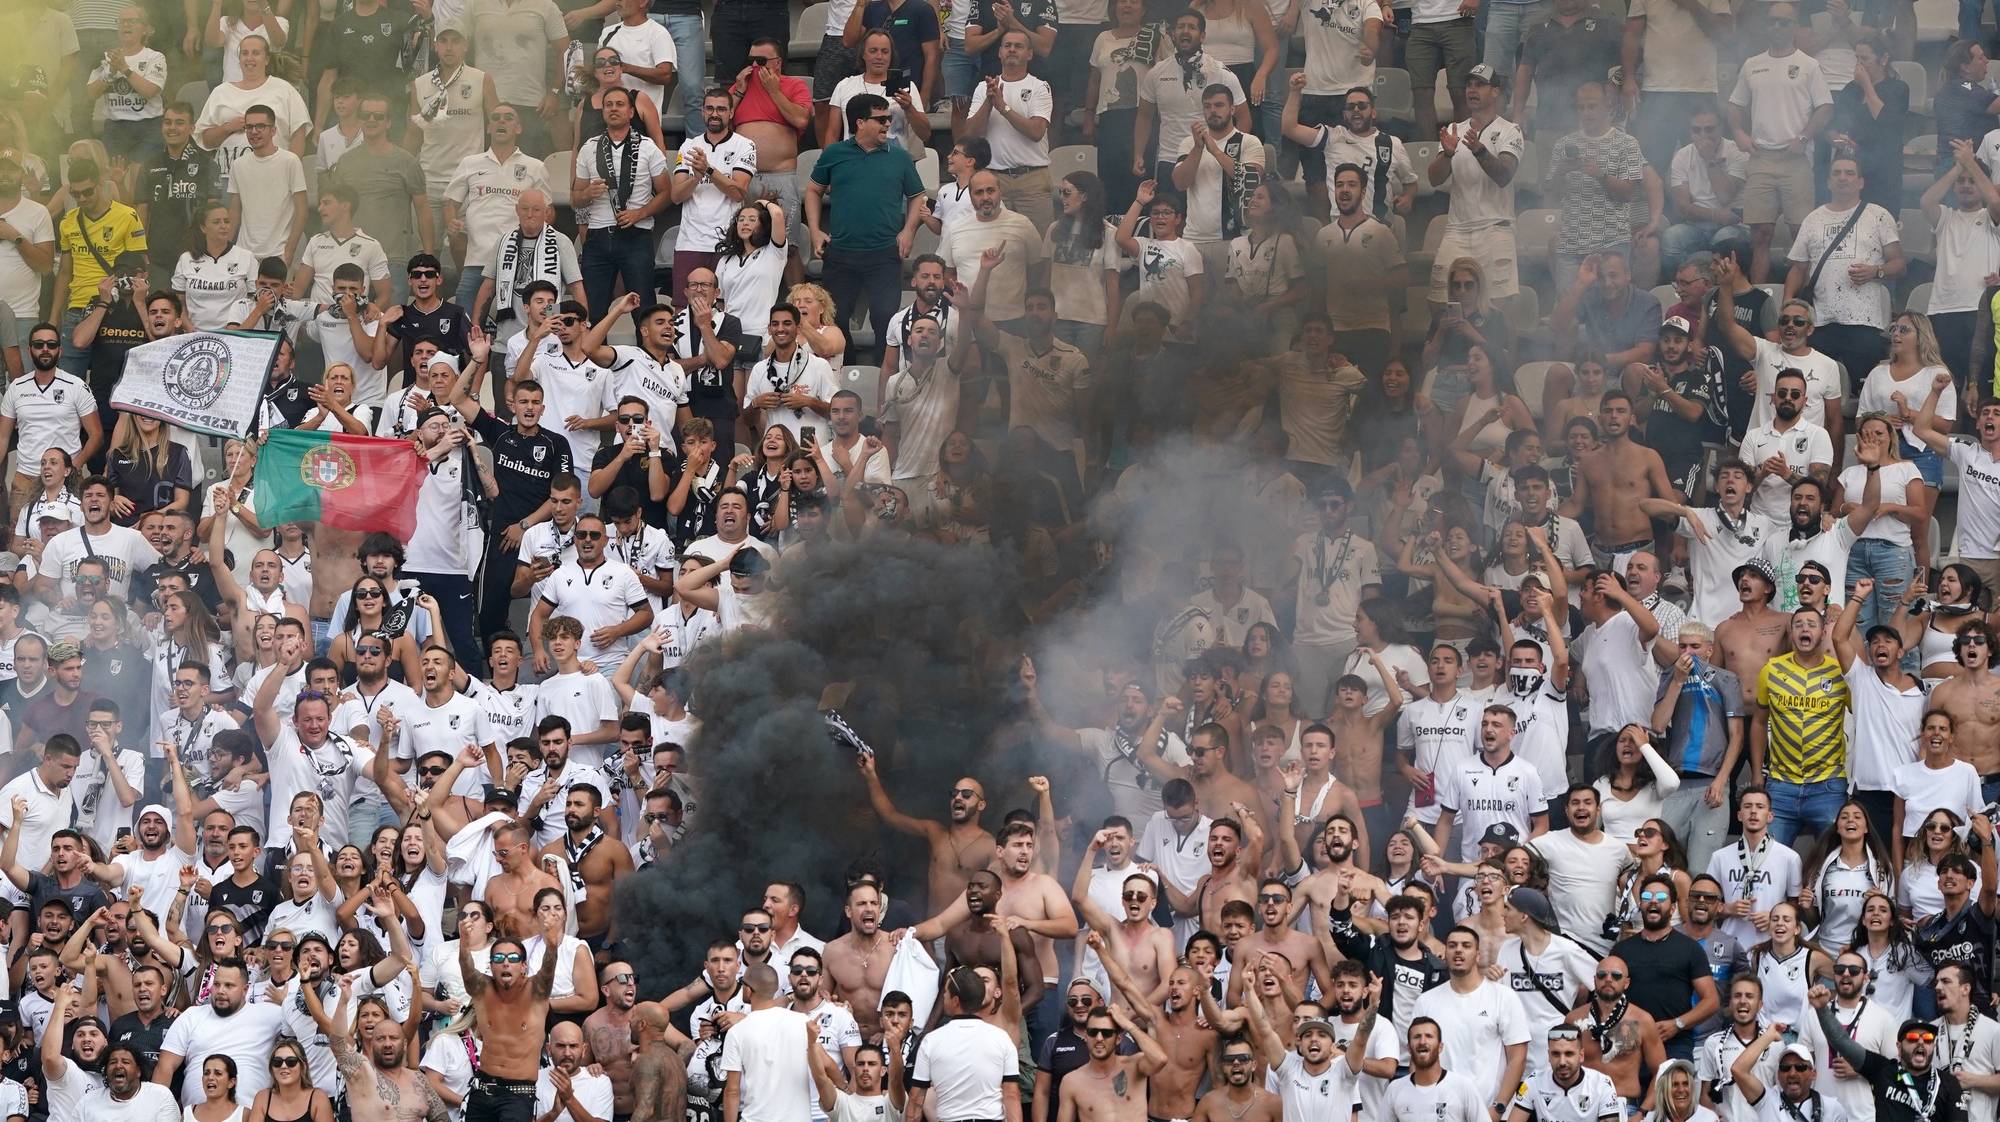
[
  {"x1": 1317, "y1": 215, "x2": 1404, "y2": 331},
  {"x1": 1276, "y1": 354, "x2": 1367, "y2": 466},
  {"x1": 998, "y1": 330, "x2": 1092, "y2": 449},
  {"x1": 1629, "y1": 0, "x2": 1731, "y2": 93}
]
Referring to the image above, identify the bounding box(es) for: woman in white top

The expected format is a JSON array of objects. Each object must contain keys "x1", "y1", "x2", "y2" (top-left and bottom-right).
[
  {"x1": 1044, "y1": 171, "x2": 1118, "y2": 357},
  {"x1": 13, "y1": 449, "x2": 78, "y2": 546},
  {"x1": 1890, "y1": 710, "x2": 1985, "y2": 861},
  {"x1": 1643, "y1": 1060, "x2": 1719, "y2": 1122},
  {"x1": 1851, "y1": 889, "x2": 1931, "y2": 1021},
  {"x1": 296, "y1": 364, "x2": 378, "y2": 435},
  {"x1": 174, "y1": 203, "x2": 260, "y2": 330},
  {"x1": 422, "y1": 899, "x2": 496, "y2": 1011},
  {"x1": 787, "y1": 282, "x2": 846, "y2": 361},
  {"x1": 1084, "y1": 0, "x2": 1158, "y2": 211},
  {"x1": 714, "y1": 200, "x2": 787, "y2": 342},
  {"x1": 394, "y1": 823, "x2": 449, "y2": 965},
  {"x1": 824, "y1": 30, "x2": 931, "y2": 151},
  {"x1": 1897, "y1": 807, "x2": 1978, "y2": 924},
  {"x1": 195, "y1": 36, "x2": 311, "y2": 159},
  {"x1": 1799, "y1": 799, "x2": 1894, "y2": 954},
  {"x1": 205, "y1": 0, "x2": 289, "y2": 83},
  {"x1": 266, "y1": 847, "x2": 340, "y2": 945},
  {"x1": 1245, "y1": 670, "x2": 1308, "y2": 751},
  {"x1": 1442, "y1": 343, "x2": 1533, "y2": 507},
  {"x1": 1591, "y1": 725, "x2": 1682, "y2": 842},
  {"x1": 1858, "y1": 310, "x2": 1954, "y2": 489},
  {"x1": 185, "y1": 1055, "x2": 243, "y2": 1122},
  {"x1": 524, "y1": 888, "x2": 600, "y2": 1018},
  {"x1": 1749, "y1": 901, "x2": 1835, "y2": 1027},
  {"x1": 1838, "y1": 413, "x2": 1931, "y2": 636}
]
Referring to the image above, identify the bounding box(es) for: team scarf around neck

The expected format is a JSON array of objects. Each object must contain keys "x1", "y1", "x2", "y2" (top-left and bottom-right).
[
  {"x1": 595, "y1": 128, "x2": 642, "y2": 215},
  {"x1": 495, "y1": 222, "x2": 565, "y2": 316}
]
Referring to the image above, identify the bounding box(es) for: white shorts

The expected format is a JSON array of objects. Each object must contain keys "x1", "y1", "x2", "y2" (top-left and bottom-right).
[{"x1": 1430, "y1": 224, "x2": 1519, "y2": 302}]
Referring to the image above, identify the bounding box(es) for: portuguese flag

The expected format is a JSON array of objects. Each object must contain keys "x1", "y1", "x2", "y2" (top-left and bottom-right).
[{"x1": 253, "y1": 429, "x2": 428, "y2": 540}]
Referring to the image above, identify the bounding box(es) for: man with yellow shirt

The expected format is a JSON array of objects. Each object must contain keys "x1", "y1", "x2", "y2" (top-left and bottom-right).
[
  {"x1": 1752, "y1": 605, "x2": 1850, "y2": 848},
  {"x1": 51, "y1": 159, "x2": 148, "y2": 380}
]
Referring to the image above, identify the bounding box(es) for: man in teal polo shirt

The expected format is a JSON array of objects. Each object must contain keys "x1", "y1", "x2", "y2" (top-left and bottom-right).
[{"x1": 805, "y1": 92, "x2": 927, "y2": 364}]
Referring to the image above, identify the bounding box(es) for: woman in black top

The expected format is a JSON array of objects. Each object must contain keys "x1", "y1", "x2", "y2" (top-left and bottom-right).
[
  {"x1": 105, "y1": 413, "x2": 193, "y2": 525},
  {"x1": 573, "y1": 48, "x2": 670, "y2": 155},
  {"x1": 1827, "y1": 30, "x2": 1910, "y2": 210}
]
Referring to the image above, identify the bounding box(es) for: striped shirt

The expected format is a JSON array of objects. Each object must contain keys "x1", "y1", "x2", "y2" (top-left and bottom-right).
[{"x1": 1755, "y1": 652, "x2": 1850, "y2": 783}]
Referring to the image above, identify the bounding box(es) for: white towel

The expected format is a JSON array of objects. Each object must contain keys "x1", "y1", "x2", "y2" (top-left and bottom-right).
[{"x1": 880, "y1": 930, "x2": 939, "y2": 1026}]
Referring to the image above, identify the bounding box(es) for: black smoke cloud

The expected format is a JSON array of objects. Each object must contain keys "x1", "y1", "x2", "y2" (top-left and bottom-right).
[{"x1": 613, "y1": 533, "x2": 1035, "y2": 988}]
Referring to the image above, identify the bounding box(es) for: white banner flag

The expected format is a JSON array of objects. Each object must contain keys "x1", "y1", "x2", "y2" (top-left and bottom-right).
[{"x1": 111, "y1": 330, "x2": 279, "y2": 441}]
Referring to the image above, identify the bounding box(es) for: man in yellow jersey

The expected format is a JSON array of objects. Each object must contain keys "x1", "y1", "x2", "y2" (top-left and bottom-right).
[
  {"x1": 50, "y1": 159, "x2": 148, "y2": 382},
  {"x1": 1752, "y1": 606, "x2": 1850, "y2": 847}
]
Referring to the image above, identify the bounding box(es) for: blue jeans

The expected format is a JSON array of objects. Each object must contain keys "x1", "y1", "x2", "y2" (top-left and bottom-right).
[
  {"x1": 1766, "y1": 777, "x2": 1847, "y2": 847},
  {"x1": 455, "y1": 265, "x2": 486, "y2": 317},
  {"x1": 1905, "y1": 437, "x2": 1945, "y2": 489},
  {"x1": 1054, "y1": 320, "x2": 1103, "y2": 362},
  {"x1": 1848, "y1": 536, "x2": 1915, "y2": 637},
  {"x1": 654, "y1": 11, "x2": 707, "y2": 137},
  {"x1": 581, "y1": 225, "x2": 659, "y2": 317},
  {"x1": 57, "y1": 306, "x2": 90, "y2": 378},
  {"x1": 1663, "y1": 222, "x2": 1750, "y2": 268},
  {"x1": 941, "y1": 37, "x2": 979, "y2": 100},
  {"x1": 1481, "y1": 1, "x2": 1546, "y2": 72},
  {"x1": 1962, "y1": 0, "x2": 1992, "y2": 47}
]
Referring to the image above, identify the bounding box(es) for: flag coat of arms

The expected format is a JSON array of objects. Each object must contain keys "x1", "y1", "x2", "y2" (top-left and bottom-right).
[
  {"x1": 111, "y1": 330, "x2": 278, "y2": 440},
  {"x1": 254, "y1": 429, "x2": 427, "y2": 540}
]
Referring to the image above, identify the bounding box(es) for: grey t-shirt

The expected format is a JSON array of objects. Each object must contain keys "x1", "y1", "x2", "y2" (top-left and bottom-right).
[{"x1": 330, "y1": 145, "x2": 430, "y2": 262}]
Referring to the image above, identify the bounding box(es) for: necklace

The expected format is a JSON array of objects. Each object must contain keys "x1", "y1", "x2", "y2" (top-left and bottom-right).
[{"x1": 1220, "y1": 1092, "x2": 1256, "y2": 1121}]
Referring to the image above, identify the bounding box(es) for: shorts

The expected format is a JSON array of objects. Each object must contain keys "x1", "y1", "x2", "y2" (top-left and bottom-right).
[
  {"x1": 942, "y1": 37, "x2": 979, "y2": 100},
  {"x1": 1405, "y1": 17, "x2": 1476, "y2": 93},
  {"x1": 99, "y1": 118, "x2": 163, "y2": 167},
  {"x1": 1741, "y1": 148, "x2": 1814, "y2": 226},
  {"x1": 812, "y1": 35, "x2": 862, "y2": 100},
  {"x1": 1430, "y1": 224, "x2": 1517, "y2": 300}
]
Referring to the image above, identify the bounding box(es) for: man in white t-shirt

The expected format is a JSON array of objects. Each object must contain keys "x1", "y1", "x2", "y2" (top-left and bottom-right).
[
  {"x1": 1134, "y1": 13, "x2": 1246, "y2": 184},
  {"x1": 1414, "y1": 927, "x2": 1531, "y2": 1112},
  {"x1": 1172, "y1": 83, "x2": 1265, "y2": 271},
  {"x1": 289, "y1": 183, "x2": 391, "y2": 306},
  {"x1": 965, "y1": 32, "x2": 1055, "y2": 228},
  {"x1": 1913, "y1": 372, "x2": 2000, "y2": 591},
  {"x1": 1426, "y1": 64, "x2": 1527, "y2": 301},
  {"x1": 1435, "y1": 705, "x2": 1549, "y2": 862},
  {"x1": 444, "y1": 108, "x2": 553, "y2": 316},
  {"x1": 743, "y1": 304, "x2": 837, "y2": 442},
  {"x1": 35, "y1": 479, "x2": 160, "y2": 602},
  {"x1": 1282, "y1": 79, "x2": 1414, "y2": 223},
  {"x1": 1726, "y1": 4, "x2": 1833, "y2": 282},
  {"x1": 1784, "y1": 154, "x2": 1902, "y2": 402},
  {"x1": 0, "y1": 157, "x2": 54, "y2": 329},
  {"x1": 939, "y1": 171, "x2": 1042, "y2": 324},
  {"x1": 1665, "y1": 106, "x2": 1750, "y2": 268},
  {"x1": 1739, "y1": 370, "x2": 1834, "y2": 523},
  {"x1": 0, "y1": 328, "x2": 102, "y2": 509},
  {"x1": 719, "y1": 964, "x2": 815, "y2": 1122},
  {"x1": 1531, "y1": 787, "x2": 1634, "y2": 954},
  {"x1": 1761, "y1": 459, "x2": 1881, "y2": 612},
  {"x1": 1712, "y1": 255, "x2": 1844, "y2": 436},
  {"x1": 1925, "y1": 139, "x2": 2000, "y2": 380},
  {"x1": 1397, "y1": 645, "x2": 1481, "y2": 826},
  {"x1": 669, "y1": 91, "x2": 758, "y2": 301},
  {"x1": 534, "y1": 1022, "x2": 616, "y2": 1122},
  {"x1": 153, "y1": 960, "x2": 287, "y2": 1105},
  {"x1": 571, "y1": 87, "x2": 670, "y2": 319},
  {"x1": 228, "y1": 105, "x2": 309, "y2": 261}
]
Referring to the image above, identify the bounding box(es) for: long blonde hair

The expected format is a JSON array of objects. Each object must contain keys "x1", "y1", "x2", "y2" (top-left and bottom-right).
[
  {"x1": 1894, "y1": 311, "x2": 1946, "y2": 369},
  {"x1": 1444, "y1": 257, "x2": 1492, "y2": 318},
  {"x1": 113, "y1": 413, "x2": 174, "y2": 476}
]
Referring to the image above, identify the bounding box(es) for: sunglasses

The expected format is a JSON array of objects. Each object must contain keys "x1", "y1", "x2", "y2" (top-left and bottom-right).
[
  {"x1": 750, "y1": 54, "x2": 780, "y2": 63},
  {"x1": 1639, "y1": 890, "x2": 1671, "y2": 903},
  {"x1": 1257, "y1": 893, "x2": 1289, "y2": 904},
  {"x1": 575, "y1": 530, "x2": 605, "y2": 540},
  {"x1": 1634, "y1": 827, "x2": 1661, "y2": 838},
  {"x1": 272, "y1": 1056, "x2": 302, "y2": 1068},
  {"x1": 1084, "y1": 1028, "x2": 1119, "y2": 1039},
  {"x1": 595, "y1": 58, "x2": 621, "y2": 67},
  {"x1": 741, "y1": 923, "x2": 771, "y2": 933},
  {"x1": 1778, "y1": 315, "x2": 1812, "y2": 327},
  {"x1": 268, "y1": 941, "x2": 296, "y2": 952},
  {"x1": 1188, "y1": 746, "x2": 1217, "y2": 758},
  {"x1": 359, "y1": 111, "x2": 388, "y2": 121},
  {"x1": 27, "y1": 341, "x2": 59, "y2": 350},
  {"x1": 1834, "y1": 964, "x2": 1868, "y2": 975},
  {"x1": 1121, "y1": 891, "x2": 1152, "y2": 902},
  {"x1": 1223, "y1": 1054, "x2": 1255, "y2": 1064},
  {"x1": 1906, "y1": 1030, "x2": 1939, "y2": 1044},
  {"x1": 867, "y1": 114, "x2": 893, "y2": 124},
  {"x1": 1780, "y1": 1063, "x2": 1813, "y2": 1072},
  {"x1": 1066, "y1": 996, "x2": 1095, "y2": 1007},
  {"x1": 1689, "y1": 891, "x2": 1722, "y2": 902},
  {"x1": 491, "y1": 951, "x2": 526, "y2": 963},
  {"x1": 950, "y1": 787, "x2": 979, "y2": 798},
  {"x1": 356, "y1": 588, "x2": 384, "y2": 600},
  {"x1": 410, "y1": 269, "x2": 441, "y2": 279},
  {"x1": 356, "y1": 646, "x2": 387, "y2": 656},
  {"x1": 419, "y1": 766, "x2": 447, "y2": 777},
  {"x1": 617, "y1": 414, "x2": 647, "y2": 424},
  {"x1": 1775, "y1": 389, "x2": 1805, "y2": 399},
  {"x1": 606, "y1": 972, "x2": 634, "y2": 984},
  {"x1": 1596, "y1": 969, "x2": 1626, "y2": 979},
  {"x1": 1797, "y1": 574, "x2": 1828, "y2": 585},
  {"x1": 790, "y1": 966, "x2": 821, "y2": 976}
]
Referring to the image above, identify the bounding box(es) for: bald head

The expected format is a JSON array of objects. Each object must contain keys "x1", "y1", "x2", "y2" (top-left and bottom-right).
[{"x1": 743, "y1": 962, "x2": 780, "y2": 1001}]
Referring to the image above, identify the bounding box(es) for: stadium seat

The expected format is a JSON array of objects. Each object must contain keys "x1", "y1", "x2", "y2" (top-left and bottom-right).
[
  {"x1": 1650, "y1": 284, "x2": 1676, "y2": 313},
  {"x1": 1516, "y1": 361, "x2": 1560, "y2": 419},
  {"x1": 1899, "y1": 208, "x2": 1936, "y2": 262},
  {"x1": 1516, "y1": 209, "x2": 1561, "y2": 273},
  {"x1": 1894, "y1": 61, "x2": 1932, "y2": 115},
  {"x1": 1050, "y1": 145, "x2": 1097, "y2": 181},
  {"x1": 915, "y1": 147, "x2": 939, "y2": 192},
  {"x1": 790, "y1": 3, "x2": 829, "y2": 61},
  {"x1": 1907, "y1": 281, "x2": 1934, "y2": 314},
  {"x1": 841, "y1": 365, "x2": 882, "y2": 416},
  {"x1": 1410, "y1": 216, "x2": 1446, "y2": 276},
  {"x1": 1373, "y1": 69, "x2": 1415, "y2": 123},
  {"x1": 1406, "y1": 141, "x2": 1441, "y2": 196},
  {"x1": 548, "y1": 153, "x2": 573, "y2": 206},
  {"x1": 1515, "y1": 142, "x2": 1547, "y2": 200},
  {"x1": 795, "y1": 148, "x2": 823, "y2": 211},
  {"x1": 1502, "y1": 287, "x2": 1541, "y2": 336},
  {"x1": 1906, "y1": 134, "x2": 1938, "y2": 168}
]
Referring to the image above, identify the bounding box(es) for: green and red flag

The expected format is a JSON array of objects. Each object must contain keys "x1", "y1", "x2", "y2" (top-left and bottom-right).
[{"x1": 253, "y1": 429, "x2": 427, "y2": 540}]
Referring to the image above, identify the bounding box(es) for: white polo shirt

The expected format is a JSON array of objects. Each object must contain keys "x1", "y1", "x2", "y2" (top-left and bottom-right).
[{"x1": 911, "y1": 1015, "x2": 1020, "y2": 1121}]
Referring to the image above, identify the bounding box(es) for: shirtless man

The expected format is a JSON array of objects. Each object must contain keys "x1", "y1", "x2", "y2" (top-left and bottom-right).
[
  {"x1": 484, "y1": 820, "x2": 562, "y2": 938},
  {"x1": 1562, "y1": 390, "x2": 1682, "y2": 567},
  {"x1": 1190, "y1": 1037, "x2": 1281, "y2": 1122},
  {"x1": 1286, "y1": 802, "x2": 1389, "y2": 931},
  {"x1": 583, "y1": 963, "x2": 641, "y2": 1118},
  {"x1": 1071, "y1": 860, "x2": 1177, "y2": 1002},
  {"x1": 539, "y1": 787, "x2": 633, "y2": 947},
  {"x1": 728, "y1": 42, "x2": 811, "y2": 254},
  {"x1": 1714, "y1": 564, "x2": 1790, "y2": 710},
  {"x1": 821, "y1": 882, "x2": 901, "y2": 1035},
  {"x1": 1163, "y1": 815, "x2": 1263, "y2": 935},
  {"x1": 1228, "y1": 878, "x2": 1332, "y2": 1004},
  {"x1": 1291, "y1": 726, "x2": 1370, "y2": 864},
  {"x1": 1098, "y1": 953, "x2": 1218, "y2": 1122},
  {"x1": 628, "y1": 1003, "x2": 690, "y2": 1122},
  {"x1": 858, "y1": 755, "x2": 995, "y2": 911},
  {"x1": 988, "y1": 822, "x2": 1080, "y2": 992},
  {"x1": 459, "y1": 930, "x2": 560, "y2": 1122},
  {"x1": 1327, "y1": 663, "x2": 1404, "y2": 831},
  {"x1": 1563, "y1": 953, "x2": 1665, "y2": 1105},
  {"x1": 915, "y1": 870, "x2": 1046, "y2": 1014},
  {"x1": 1926, "y1": 624, "x2": 2000, "y2": 783},
  {"x1": 1136, "y1": 708, "x2": 1261, "y2": 825},
  {"x1": 1056, "y1": 1005, "x2": 1167, "y2": 1122},
  {"x1": 325, "y1": 987, "x2": 451, "y2": 1122},
  {"x1": 311, "y1": 527, "x2": 364, "y2": 628}
]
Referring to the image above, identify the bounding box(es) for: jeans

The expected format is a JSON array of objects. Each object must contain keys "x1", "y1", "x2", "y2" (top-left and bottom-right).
[
  {"x1": 823, "y1": 245, "x2": 905, "y2": 365},
  {"x1": 1054, "y1": 320, "x2": 1104, "y2": 362},
  {"x1": 464, "y1": 1083, "x2": 538, "y2": 1122},
  {"x1": 1481, "y1": 1, "x2": 1546, "y2": 72},
  {"x1": 654, "y1": 11, "x2": 708, "y2": 136},
  {"x1": 349, "y1": 797, "x2": 393, "y2": 842},
  {"x1": 408, "y1": 569, "x2": 485, "y2": 679},
  {"x1": 1961, "y1": 0, "x2": 1993, "y2": 48},
  {"x1": 1934, "y1": 309, "x2": 1978, "y2": 395},
  {"x1": 56, "y1": 306, "x2": 90, "y2": 378},
  {"x1": 1847, "y1": 536, "x2": 1915, "y2": 636},
  {"x1": 1766, "y1": 777, "x2": 1847, "y2": 847},
  {"x1": 456, "y1": 265, "x2": 487, "y2": 317},
  {"x1": 1291, "y1": 640, "x2": 1356, "y2": 718},
  {"x1": 1851, "y1": 788, "x2": 1898, "y2": 844},
  {"x1": 1659, "y1": 779, "x2": 1732, "y2": 874},
  {"x1": 711, "y1": 4, "x2": 790, "y2": 90},
  {"x1": 581, "y1": 225, "x2": 659, "y2": 317},
  {"x1": 1663, "y1": 222, "x2": 1751, "y2": 269}
]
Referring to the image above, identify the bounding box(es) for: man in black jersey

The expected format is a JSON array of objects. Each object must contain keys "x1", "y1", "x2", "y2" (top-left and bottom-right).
[
  {"x1": 383, "y1": 255, "x2": 472, "y2": 381},
  {"x1": 136, "y1": 103, "x2": 221, "y2": 291},
  {"x1": 1818, "y1": 987, "x2": 1970, "y2": 1122},
  {"x1": 444, "y1": 373, "x2": 574, "y2": 639},
  {"x1": 1914, "y1": 827, "x2": 1998, "y2": 1013},
  {"x1": 108, "y1": 962, "x2": 176, "y2": 1075},
  {"x1": 203, "y1": 824, "x2": 280, "y2": 942}
]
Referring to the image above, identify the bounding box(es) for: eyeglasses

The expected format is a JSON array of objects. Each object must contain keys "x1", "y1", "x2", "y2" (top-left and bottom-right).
[
  {"x1": 1927, "y1": 822, "x2": 1956, "y2": 832},
  {"x1": 1887, "y1": 322, "x2": 1916, "y2": 335},
  {"x1": 1833, "y1": 964, "x2": 1868, "y2": 975},
  {"x1": 491, "y1": 951, "x2": 526, "y2": 964},
  {"x1": 617, "y1": 414, "x2": 647, "y2": 424},
  {"x1": 790, "y1": 966, "x2": 821, "y2": 976},
  {"x1": 1084, "y1": 1028, "x2": 1119, "y2": 1039},
  {"x1": 686, "y1": 280, "x2": 716, "y2": 290},
  {"x1": 489, "y1": 112, "x2": 519, "y2": 122},
  {"x1": 1905, "y1": 1030, "x2": 1939, "y2": 1044},
  {"x1": 85, "y1": 719, "x2": 115, "y2": 730},
  {"x1": 272, "y1": 1056, "x2": 302, "y2": 1068},
  {"x1": 741, "y1": 922, "x2": 771, "y2": 933},
  {"x1": 244, "y1": 122, "x2": 272, "y2": 130},
  {"x1": 1778, "y1": 315, "x2": 1812, "y2": 327},
  {"x1": 174, "y1": 678, "x2": 201, "y2": 689}
]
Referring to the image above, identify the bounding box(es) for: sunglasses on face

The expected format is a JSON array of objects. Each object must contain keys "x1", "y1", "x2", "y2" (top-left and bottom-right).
[
  {"x1": 491, "y1": 951, "x2": 526, "y2": 963},
  {"x1": 950, "y1": 787, "x2": 979, "y2": 798},
  {"x1": 1779, "y1": 315, "x2": 1812, "y2": 327},
  {"x1": 595, "y1": 58, "x2": 621, "y2": 68},
  {"x1": 1121, "y1": 891, "x2": 1152, "y2": 902},
  {"x1": 618, "y1": 414, "x2": 647, "y2": 424},
  {"x1": 272, "y1": 1056, "x2": 302, "y2": 1069},
  {"x1": 1906, "y1": 1031, "x2": 1939, "y2": 1044},
  {"x1": 741, "y1": 923, "x2": 771, "y2": 933},
  {"x1": 1780, "y1": 1063, "x2": 1813, "y2": 1072},
  {"x1": 1834, "y1": 964, "x2": 1868, "y2": 975},
  {"x1": 1689, "y1": 891, "x2": 1722, "y2": 902},
  {"x1": 1797, "y1": 574, "x2": 1827, "y2": 585},
  {"x1": 1188, "y1": 746, "x2": 1217, "y2": 758},
  {"x1": 1635, "y1": 827, "x2": 1661, "y2": 838},
  {"x1": 356, "y1": 588, "x2": 384, "y2": 600},
  {"x1": 1639, "y1": 890, "x2": 1671, "y2": 903},
  {"x1": 1066, "y1": 996, "x2": 1095, "y2": 1007},
  {"x1": 1596, "y1": 969, "x2": 1626, "y2": 979},
  {"x1": 27, "y1": 340, "x2": 59, "y2": 350},
  {"x1": 410, "y1": 269, "x2": 441, "y2": 279},
  {"x1": 356, "y1": 645, "x2": 386, "y2": 656},
  {"x1": 359, "y1": 111, "x2": 387, "y2": 121},
  {"x1": 1084, "y1": 1028, "x2": 1119, "y2": 1039},
  {"x1": 574, "y1": 530, "x2": 604, "y2": 540},
  {"x1": 419, "y1": 766, "x2": 446, "y2": 777},
  {"x1": 750, "y1": 54, "x2": 779, "y2": 64},
  {"x1": 790, "y1": 966, "x2": 821, "y2": 976},
  {"x1": 1775, "y1": 389, "x2": 1805, "y2": 400},
  {"x1": 268, "y1": 941, "x2": 295, "y2": 952},
  {"x1": 1257, "y1": 893, "x2": 1289, "y2": 904}
]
